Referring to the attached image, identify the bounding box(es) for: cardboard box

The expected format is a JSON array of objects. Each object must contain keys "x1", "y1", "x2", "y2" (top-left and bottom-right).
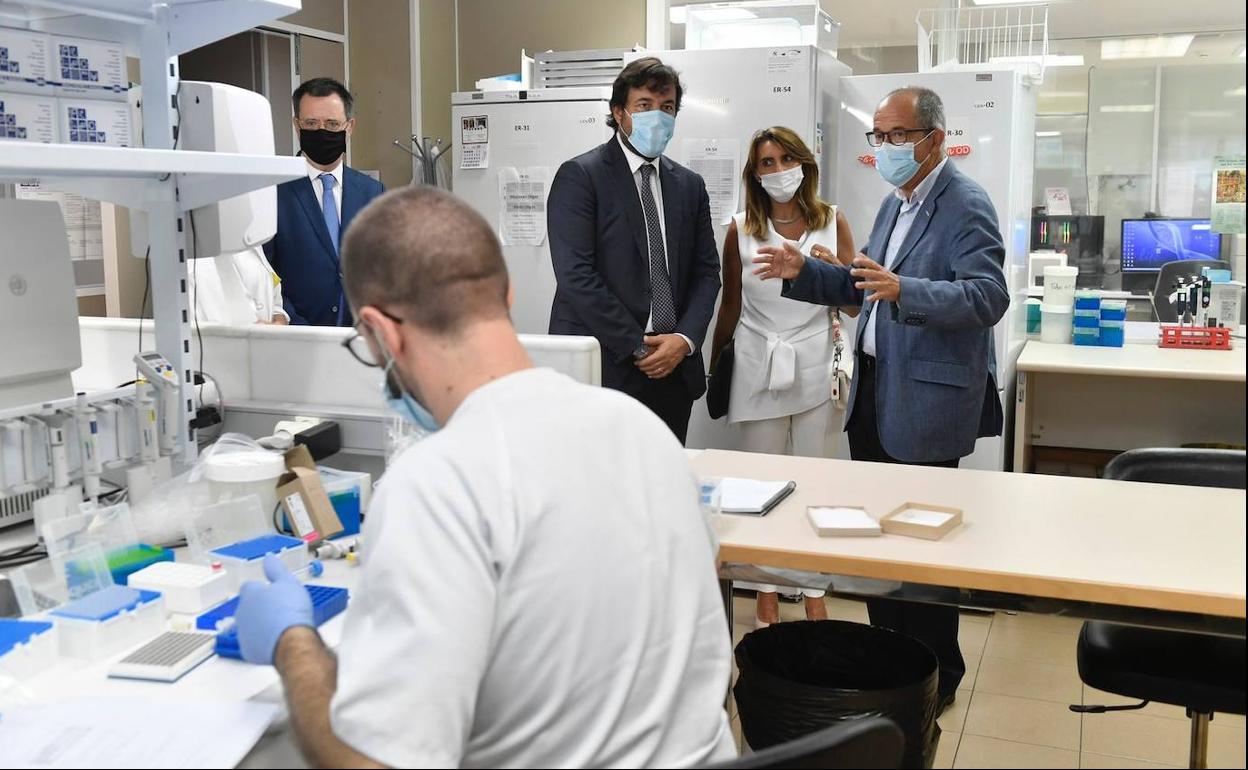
[
  {"x1": 57, "y1": 97, "x2": 131, "y2": 146},
  {"x1": 0, "y1": 26, "x2": 52, "y2": 94},
  {"x1": 879, "y1": 502, "x2": 963, "y2": 540},
  {"x1": 0, "y1": 91, "x2": 57, "y2": 142},
  {"x1": 50, "y1": 35, "x2": 126, "y2": 99},
  {"x1": 277, "y1": 445, "x2": 344, "y2": 543}
]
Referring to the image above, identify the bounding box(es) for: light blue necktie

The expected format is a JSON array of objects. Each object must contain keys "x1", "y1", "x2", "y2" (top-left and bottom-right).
[
  {"x1": 319, "y1": 173, "x2": 345, "y2": 325},
  {"x1": 319, "y1": 173, "x2": 340, "y2": 253}
]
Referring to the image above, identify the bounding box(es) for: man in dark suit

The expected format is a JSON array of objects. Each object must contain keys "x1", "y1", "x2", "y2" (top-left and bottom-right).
[
  {"x1": 265, "y1": 77, "x2": 385, "y2": 326},
  {"x1": 547, "y1": 57, "x2": 720, "y2": 443}
]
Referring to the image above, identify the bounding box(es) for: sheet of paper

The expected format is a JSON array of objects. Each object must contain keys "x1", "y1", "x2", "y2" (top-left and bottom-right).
[
  {"x1": 719, "y1": 477, "x2": 790, "y2": 513},
  {"x1": 767, "y1": 46, "x2": 807, "y2": 97},
  {"x1": 497, "y1": 166, "x2": 549, "y2": 246},
  {"x1": 685, "y1": 138, "x2": 740, "y2": 225},
  {"x1": 1212, "y1": 154, "x2": 1246, "y2": 234},
  {"x1": 15, "y1": 182, "x2": 104, "y2": 262},
  {"x1": 0, "y1": 696, "x2": 278, "y2": 768},
  {"x1": 1044, "y1": 187, "x2": 1073, "y2": 216},
  {"x1": 889, "y1": 508, "x2": 955, "y2": 527},
  {"x1": 460, "y1": 142, "x2": 489, "y2": 170}
]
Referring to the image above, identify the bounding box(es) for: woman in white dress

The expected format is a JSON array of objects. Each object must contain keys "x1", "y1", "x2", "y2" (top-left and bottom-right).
[{"x1": 710, "y1": 126, "x2": 859, "y2": 627}]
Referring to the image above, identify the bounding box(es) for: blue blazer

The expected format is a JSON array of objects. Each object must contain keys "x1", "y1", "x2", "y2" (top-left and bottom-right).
[
  {"x1": 264, "y1": 165, "x2": 385, "y2": 326},
  {"x1": 547, "y1": 138, "x2": 721, "y2": 400},
  {"x1": 783, "y1": 162, "x2": 1009, "y2": 462}
]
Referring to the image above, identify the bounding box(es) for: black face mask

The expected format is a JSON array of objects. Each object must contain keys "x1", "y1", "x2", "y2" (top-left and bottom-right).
[{"x1": 299, "y1": 128, "x2": 347, "y2": 166}]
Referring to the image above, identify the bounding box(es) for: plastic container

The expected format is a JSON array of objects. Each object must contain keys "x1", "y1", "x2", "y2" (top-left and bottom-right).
[
  {"x1": 0, "y1": 618, "x2": 59, "y2": 681},
  {"x1": 1073, "y1": 290, "x2": 1101, "y2": 311},
  {"x1": 1042, "y1": 265, "x2": 1078, "y2": 308},
  {"x1": 318, "y1": 467, "x2": 372, "y2": 538},
  {"x1": 1099, "y1": 300, "x2": 1128, "y2": 322},
  {"x1": 1099, "y1": 322, "x2": 1125, "y2": 348},
  {"x1": 210, "y1": 533, "x2": 308, "y2": 591},
  {"x1": 1073, "y1": 309, "x2": 1100, "y2": 328},
  {"x1": 1040, "y1": 304, "x2": 1074, "y2": 344},
  {"x1": 1025, "y1": 299, "x2": 1043, "y2": 336},
  {"x1": 203, "y1": 450, "x2": 286, "y2": 520},
  {"x1": 126, "y1": 561, "x2": 232, "y2": 615},
  {"x1": 205, "y1": 584, "x2": 349, "y2": 660},
  {"x1": 1073, "y1": 327, "x2": 1101, "y2": 346},
  {"x1": 734, "y1": 620, "x2": 940, "y2": 768},
  {"x1": 108, "y1": 543, "x2": 174, "y2": 585},
  {"x1": 48, "y1": 585, "x2": 166, "y2": 660}
]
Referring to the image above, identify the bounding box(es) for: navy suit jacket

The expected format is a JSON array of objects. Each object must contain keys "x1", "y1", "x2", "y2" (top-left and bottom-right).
[
  {"x1": 782, "y1": 162, "x2": 1009, "y2": 462},
  {"x1": 264, "y1": 165, "x2": 385, "y2": 326},
  {"x1": 547, "y1": 138, "x2": 721, "y2": 400}
]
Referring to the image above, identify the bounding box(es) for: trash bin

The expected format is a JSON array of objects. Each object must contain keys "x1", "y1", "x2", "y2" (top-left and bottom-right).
[{"x1": 734, "y1": 620, "x2": 941, "y2": 769}]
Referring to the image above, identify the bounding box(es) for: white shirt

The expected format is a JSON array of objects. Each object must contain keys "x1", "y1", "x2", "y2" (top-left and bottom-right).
[
  {"x1": 306, "y1": 158, "x2": 344, "y2": 219},
  {"x1": 186, "y1": 246, "x2": 287, "y2": 324},
  {"x1": 331, "y1": 368, "x2": 735, "y2": 769},
  {"x1": 617, "y1": 132, "x2": 694, "y2": 355},
  {"x1": 862, "y1": 158, "x2": 947, "y2": 357}
]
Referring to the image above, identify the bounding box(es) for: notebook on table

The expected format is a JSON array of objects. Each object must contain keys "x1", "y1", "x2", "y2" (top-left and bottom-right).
[{"x1": 719, "y1": 478, "x2": 797, "y2": 516}]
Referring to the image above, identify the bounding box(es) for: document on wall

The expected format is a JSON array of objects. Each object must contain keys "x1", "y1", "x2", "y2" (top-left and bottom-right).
[
  {"x1": 0, "y1": 696, "x2": 278, "y2": 768},
  {"x1": 1211, "y1": 154, "x2": 1246, "y2": 234},
  {"x1": 460, "y1": 114, "x2": 490, "y2": 170},
  {"x1": 685, "y1": 138, "x2": 740, "y2": 226},
  {"x1": 766, "y1": 46, "x2": 807, "y2": 96},
  {"x1": 497, "y1": 166, "x2": 550, "y2": 246},
  {"x1": 1044, "y1": 187, "x2": 1072, "y2": 216},
  {"x1": 15, "y1": 181, "x2": 103, "y2": 261}
]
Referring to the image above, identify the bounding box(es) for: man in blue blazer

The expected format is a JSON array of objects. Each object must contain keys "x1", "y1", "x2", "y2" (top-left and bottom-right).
[
  {"x1": 755, "y1": 86, "x2": 1009, "y2": 709},
  {"x1": 265, "y1": 77, "x2": 385, "y2": 326},
  {"x1": 547, "y1": 57, "x2": 720, "y2": 443}
]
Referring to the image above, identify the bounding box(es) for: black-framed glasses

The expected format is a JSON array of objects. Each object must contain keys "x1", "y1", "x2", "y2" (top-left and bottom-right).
[
  {"x1": 865, "y1": 128, "x2": 934, "y2": 147},
  {"x1": 341, "y1": 309, "x2": 403, "y2": 368}
]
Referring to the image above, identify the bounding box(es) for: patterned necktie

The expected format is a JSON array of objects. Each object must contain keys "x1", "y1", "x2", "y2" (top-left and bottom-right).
[
  {"x1": 319, "y1": 173, "x2": 340, "y2": 254},
  {"x1": 638, "y1": 164, "x2": 677, "y2": 334}
]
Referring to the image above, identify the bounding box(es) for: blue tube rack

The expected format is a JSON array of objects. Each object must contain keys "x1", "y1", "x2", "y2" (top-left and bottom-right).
[{"x1": 196, "y1": 584, "x2": 349, "y2": 660}]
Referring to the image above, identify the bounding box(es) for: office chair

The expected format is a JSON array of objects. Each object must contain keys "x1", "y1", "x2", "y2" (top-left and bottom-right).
[
  {"x1": 1074, "y1": 448, "x2": 1247, "y2": 769},
  {"x1": 1151, "y1": 260, "x2": 1231, "y2": 322},
  {"x1": 700, "y1": 717, "x2": 905, "y2": 770}
]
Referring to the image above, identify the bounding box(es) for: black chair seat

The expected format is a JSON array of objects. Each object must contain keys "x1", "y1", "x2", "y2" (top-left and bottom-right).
[{"x1": 1078, "y1": 621, "x2": 1247, "y2": 715}]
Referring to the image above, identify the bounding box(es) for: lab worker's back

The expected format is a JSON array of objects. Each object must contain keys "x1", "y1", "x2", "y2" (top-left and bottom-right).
[{"x1": 330, "y1": 367, "x2": 735, "y2": 768}]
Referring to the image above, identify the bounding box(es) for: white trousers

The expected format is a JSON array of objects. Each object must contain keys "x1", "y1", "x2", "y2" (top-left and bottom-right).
[{"x1": 736, "y1": 400, "x2": 839, "y2": 599}]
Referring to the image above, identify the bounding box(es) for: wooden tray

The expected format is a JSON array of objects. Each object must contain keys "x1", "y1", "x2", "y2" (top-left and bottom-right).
[{"x1": 879, "y1": 502, "x2": 963, "y2": 540}]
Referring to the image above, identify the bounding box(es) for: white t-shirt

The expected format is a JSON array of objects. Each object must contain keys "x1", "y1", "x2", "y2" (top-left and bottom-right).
[
  {"x1": 330, "y1": 367, "x2": 735, "y2": 769},
  {"x1": 187, "y1": 246, "x2": 287, "y2": 325}
]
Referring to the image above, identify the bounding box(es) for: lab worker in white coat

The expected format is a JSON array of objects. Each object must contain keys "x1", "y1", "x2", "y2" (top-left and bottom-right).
[
  {"x1": 187, "y1": 246, "x2": 289, "y2": 325},
  {"x1": 231, "y1": 186, "x2": 735, "y2": 769},
  {"x1": 710, "y1": 127, "x2": 859, "y2": 628}
]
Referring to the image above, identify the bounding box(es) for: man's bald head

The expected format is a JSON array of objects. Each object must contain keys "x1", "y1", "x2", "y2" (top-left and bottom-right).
[
  {"x1": 877, "y1": 86, "x2": 946, "y2": 143},
  {"x1": 342, "y1": 186, "x2": 510, "y2": 335}
]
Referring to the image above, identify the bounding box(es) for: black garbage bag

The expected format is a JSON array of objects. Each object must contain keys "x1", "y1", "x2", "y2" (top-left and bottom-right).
[{"x1": 734, "y1": 620, "x2": 941, "y2": 769}]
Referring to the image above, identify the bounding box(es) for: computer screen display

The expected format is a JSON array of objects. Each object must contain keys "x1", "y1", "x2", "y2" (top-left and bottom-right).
[{"x1": 1120, "y1": 219, "x2": 1222, "y2": 272}]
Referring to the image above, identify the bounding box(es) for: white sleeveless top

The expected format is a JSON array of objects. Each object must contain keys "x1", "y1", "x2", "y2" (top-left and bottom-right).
[{"x1": 728, "y1": 209, "x2": 837, "y2": 423}]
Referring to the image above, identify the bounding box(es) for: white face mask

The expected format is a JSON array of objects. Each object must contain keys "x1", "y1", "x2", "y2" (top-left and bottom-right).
[{"x1": 758, "y1": 164, "x2": 804, "y2": 204}]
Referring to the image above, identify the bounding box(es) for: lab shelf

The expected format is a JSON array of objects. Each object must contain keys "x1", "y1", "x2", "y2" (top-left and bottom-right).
[
  {"x1": 0, "y1": 0, "x2": 300, "y2": 57},
  {"x1": 0, "y1": 144, "x2": 306, "y2": 212}
]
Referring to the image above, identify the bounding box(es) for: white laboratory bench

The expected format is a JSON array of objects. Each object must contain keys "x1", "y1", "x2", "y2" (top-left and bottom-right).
[{"x1": 1012, "y1": 326, "x2": 1247, "y2": 473}]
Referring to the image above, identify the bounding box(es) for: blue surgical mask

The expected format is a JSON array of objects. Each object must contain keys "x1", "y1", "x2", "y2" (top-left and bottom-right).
[
  {"x1": 626, "y1": 109, "x2": 676, "y2": 159},
  {"x1": 382, "y1": 356, "x2": 440, "y2": 433},
  {"x1": 873, "y1": 133, "x2": 933, "y2": 188}
]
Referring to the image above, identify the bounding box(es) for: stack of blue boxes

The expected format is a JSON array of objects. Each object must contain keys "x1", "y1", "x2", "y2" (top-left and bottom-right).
[{"x1": 1072, "y1": 292, "x2": 1126, "y2": 347}]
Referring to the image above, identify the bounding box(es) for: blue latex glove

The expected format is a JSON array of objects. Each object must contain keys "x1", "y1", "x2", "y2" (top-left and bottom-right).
[{"x1": 235, "y1": 553, "x2": 314, "y2": 665}]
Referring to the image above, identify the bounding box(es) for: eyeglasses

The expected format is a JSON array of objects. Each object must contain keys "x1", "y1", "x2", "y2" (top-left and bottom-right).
[
  {"x1": 341, "y1": 309, "x2": 403, "y2": 368},
  {"x1": 865, "y1": 128, "x2": 934, "y2": 147},
  {"x1": 297, "y1": 118, "x2": 348, "y2": 132}
]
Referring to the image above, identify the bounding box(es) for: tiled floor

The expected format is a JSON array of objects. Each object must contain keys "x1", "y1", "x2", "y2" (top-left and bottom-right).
[{"x1": 727, "y1": 595, "x2": 1247, "y2": 769}]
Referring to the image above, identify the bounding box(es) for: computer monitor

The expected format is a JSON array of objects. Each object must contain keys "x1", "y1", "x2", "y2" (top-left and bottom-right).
[
  {"x1": 1120, "y1": 218, "x2": 1223, "y2": 273},
  {"x1": 1030, "y1": 215, "x2": 1105, "y2": 288}
]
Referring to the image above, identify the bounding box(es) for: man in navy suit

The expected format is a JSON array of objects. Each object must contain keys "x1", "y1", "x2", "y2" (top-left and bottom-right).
[
  {"x1": 265, "y1": 77, "x2": 385, "y2": 326},
  {"x1": 754, "y1": 86, "x2": 1009, "y2": 712},
  {"x1": 547, "y1": 57, "x2": 720, "y2": 443}
]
